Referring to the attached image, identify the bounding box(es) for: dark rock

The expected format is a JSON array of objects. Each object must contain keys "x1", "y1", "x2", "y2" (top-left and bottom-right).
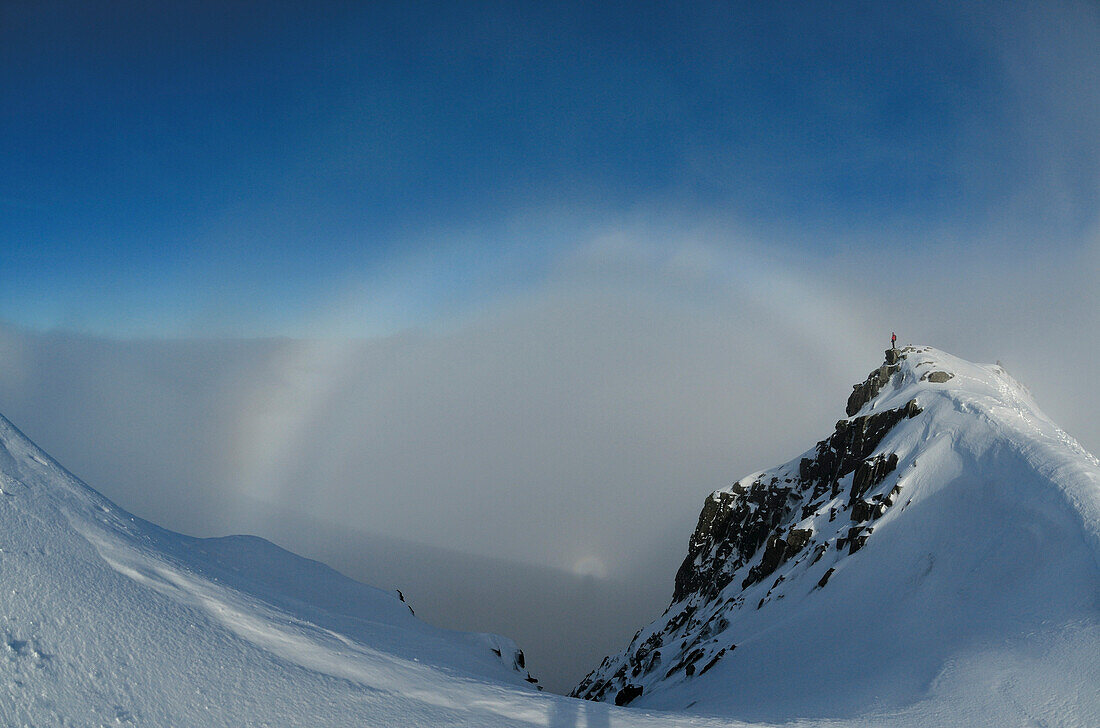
[
  {"x1": 851, "y1": 462, "x2": 872, "y2": 501},
  {"x1": 884, "y1": 484, "x2": 903, "y2": 506},
  {"x1": 810, "y1": 542, "x2": 828, "y2": 564},
  {"x1": 787, "y1": 528, "x2": 813, "y2": 553},
  {"x1": 615, "y1": 685, "x2": 644, "y2": 706},
  {"x1": 699, "y1": 648, "x2": 727, "y2": 675},
  {"x1": 851, "y1": 499, "x2": 875, "y2": 522},
  {"x1": 801, "y1": 407, "x2": 910, "y2": 502},
  {"x1": 906, "y1": 399, "x2": 923, "y2": 418},
  {"x1": 817, "y1": 567, "x2": 835, "y2": 588},
  {"x1": 742, "y1": 527, "x2": 813, "y2": 588},
  {"x1": 884, "y1": 348, "x2": 902, "y2": 365},
  {"x1": 665, "y1": 605, "x2": 693, "y2": 632},
  {"x1": 570, "y1": 676, "x2": 594, "y2": 698},
  {"x1": 846, "y1": 362, "x2": 900, "y2": 416},
  {"x1": 675, "y1": 477, "x2": 793, "y2": 601},
  {"x1": 850, "y1": 452, "x2": 899, "y2": 504},
  {"x1": 925, "y1": 370, "x2": 953, "y2": 383},
  {"x1": 802, "y1": 499, "x2": 823, "y2": 519},
  {"x1": 748, "y1": 534, "x2": 787, "y2": 585},
  {"x1": 665, "y1": 647, "x2": 705, "y2": 677},
  {"x1": 848, "y1": 527, "x2": 872, "y2": 554},
  {"x1": 573, "y1": 676, "x2": 612, "y2": 701},
  {"x1": 630, "y1": 633, "x2": 662, "y2": 673}
]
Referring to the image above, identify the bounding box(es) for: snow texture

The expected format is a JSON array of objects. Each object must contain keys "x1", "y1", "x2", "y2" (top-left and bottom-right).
[{"x1": 1, "y1": 345, "x2": 1097, "y2": 726}]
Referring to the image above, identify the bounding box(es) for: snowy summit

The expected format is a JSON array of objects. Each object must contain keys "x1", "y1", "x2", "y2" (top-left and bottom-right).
[
  {"x1": 1, "y1": 345, "x2": 1098, "y2": 727},
  {"x1": 575, "y1": 346, "x2": 1100, "y2": 726}
]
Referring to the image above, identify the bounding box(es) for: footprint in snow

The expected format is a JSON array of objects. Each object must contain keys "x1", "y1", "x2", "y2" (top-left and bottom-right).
[{"x1": 5, "y1": 635, "x2": 52, "y2": 667}]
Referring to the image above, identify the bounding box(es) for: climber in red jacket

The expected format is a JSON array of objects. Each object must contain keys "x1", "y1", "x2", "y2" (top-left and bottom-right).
[{"x1": 891, "y1": 332, "x2": 897, "y2": 349}]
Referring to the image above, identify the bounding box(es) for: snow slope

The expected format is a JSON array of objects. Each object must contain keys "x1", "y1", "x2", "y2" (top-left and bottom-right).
[
  {"x1": 574, "y1": 346, "x2": 1100, "y2": 726},
  {"x1": 0, "y1": 406, "x2": 735, "y2": 727}
]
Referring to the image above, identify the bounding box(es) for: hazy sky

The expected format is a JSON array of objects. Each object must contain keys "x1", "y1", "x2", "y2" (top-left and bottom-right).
[{"x1": 1, "y1": 0, "x2": 1098, "y2": 692}]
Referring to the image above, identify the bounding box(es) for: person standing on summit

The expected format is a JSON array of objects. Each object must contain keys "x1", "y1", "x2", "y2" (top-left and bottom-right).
[{"x1": 891, "y1": 332, "x2": 897, "y2": 349}]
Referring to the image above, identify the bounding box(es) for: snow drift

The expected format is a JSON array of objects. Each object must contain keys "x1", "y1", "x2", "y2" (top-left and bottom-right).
[{"x1": 574, "y1": 346, "x2": 1100, "y2": 726}]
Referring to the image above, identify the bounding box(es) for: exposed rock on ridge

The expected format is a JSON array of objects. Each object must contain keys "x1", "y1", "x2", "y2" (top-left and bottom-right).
[
  {"x1": 846, "y1": 359, "x2": 898, "y2": 416},
  {"x1": 573, "y1": 348, "x2": 923, "y2": 704}
]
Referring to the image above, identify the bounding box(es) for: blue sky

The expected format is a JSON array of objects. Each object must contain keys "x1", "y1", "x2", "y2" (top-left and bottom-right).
[{"x1": 1, "y1": 1, "x2": 1098, "y2": 336}]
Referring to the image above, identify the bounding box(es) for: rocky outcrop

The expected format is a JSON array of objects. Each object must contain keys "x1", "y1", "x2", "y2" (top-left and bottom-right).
[
  {"x1": 800, "y1": 405, "x2": 914, "y2": 501},
  {"x1": 673, "y1": 477, "x2": 794, "y2": 602},
  {"x1": 673, "y1": 396, "x2": 919, "y2": 603},
  {"x1": 851, "y1": 498, "x2": 885, "y2": 522},
  {"x1": 490, "y1": 646, "x2": 540, "y2": 686},
  {"x1": 850, "y1": 453, "x2": 899, "y2": 504},
  {"x1": 614, "y1": 684, "x2": 643, "y2": 706},
  {"x1": 841, "y1": 525, "x2": 873, "y2": 554},
  {"x1": 742, "y1": 527, "x2": 813, "y2": 589},
  {"x1": 573, "y1": 350, "x2": 926, "y2": 704},
  {"x1": 846, "y1": 349, "x2": 907, "y2": 416}
]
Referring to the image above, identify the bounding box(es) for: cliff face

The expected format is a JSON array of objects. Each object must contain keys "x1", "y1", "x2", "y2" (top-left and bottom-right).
[
  {"x1": 573, "y1": 350, "x2": 921, "y2": 705},
  {"x1": 571, "y1": 346, "x2": 1100, "y2": 724},
  {"x1": 671, "y1": 396, "x2": 917, "y2": 606}
]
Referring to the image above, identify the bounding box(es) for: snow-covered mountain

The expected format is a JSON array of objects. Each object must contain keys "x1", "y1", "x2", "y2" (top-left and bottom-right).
[
  {"x1": 2, "y1": 345, "x2": 1097, "y2": 727},
  {"x1": 573, "y1": 346, "x2": 1100, "y2": 726}
]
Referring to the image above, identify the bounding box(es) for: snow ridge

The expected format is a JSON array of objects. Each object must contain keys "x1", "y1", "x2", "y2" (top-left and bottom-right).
[{"x1": 573, "y1": 346, "x2": 1100, "y2": 725}]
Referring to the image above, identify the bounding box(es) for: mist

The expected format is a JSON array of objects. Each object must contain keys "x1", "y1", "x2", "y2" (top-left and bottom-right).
[{"x1": 0, "y1": 236, "x2": 1096, "y2": 692}]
